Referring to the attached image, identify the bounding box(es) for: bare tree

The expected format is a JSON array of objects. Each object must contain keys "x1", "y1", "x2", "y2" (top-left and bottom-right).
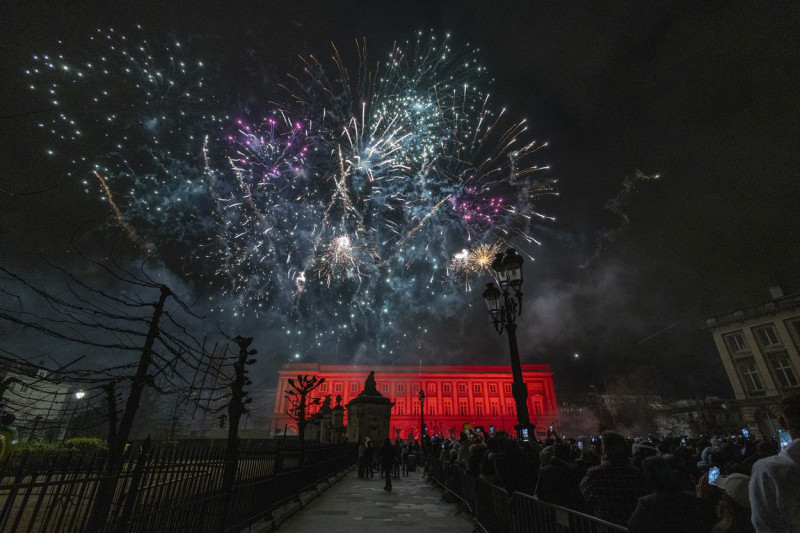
[
  {"x1": 285, "y1": 374, "x2": 326, "y2": 445},
  {"x1": 0, "y1": 261, "x2": 230, "y2": 458}
]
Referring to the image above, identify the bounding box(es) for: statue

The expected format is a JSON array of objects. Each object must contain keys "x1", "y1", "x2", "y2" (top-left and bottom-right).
[
  {"x1": 320, "y1": 394, "x2": 332, "y2": 411},
  {"x1": 363, "y1": 371, "x2": 378, "y2": 395}
]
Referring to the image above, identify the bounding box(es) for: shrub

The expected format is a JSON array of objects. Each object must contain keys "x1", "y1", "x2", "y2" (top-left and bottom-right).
[{"x1": 63, "y1": 437, "x2": 108, "y2": 454}]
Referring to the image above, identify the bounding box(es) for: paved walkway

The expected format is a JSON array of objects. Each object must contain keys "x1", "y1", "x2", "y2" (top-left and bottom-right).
[{"x1": 273, "y1": 467, "x2": 474, "y2": 532}]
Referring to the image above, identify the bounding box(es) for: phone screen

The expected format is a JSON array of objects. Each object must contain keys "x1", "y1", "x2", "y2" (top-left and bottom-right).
[
  {"x1": 779, "y1": 429, "x2": 792, "y2": 450},
  {"x1": 742, "y1": 428, "x2": 750, "y2": 439},
  {"x1": 708, "y1": 467, "x2": 720, "y2": 485},
  {"x1": 578, "y1": 441, "x2": 584, "y2": 450}
]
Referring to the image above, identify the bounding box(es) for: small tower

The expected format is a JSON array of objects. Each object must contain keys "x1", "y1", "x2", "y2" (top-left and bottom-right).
[{"x1": 346, "y1": 371, "x2": 393, "y2": 443}]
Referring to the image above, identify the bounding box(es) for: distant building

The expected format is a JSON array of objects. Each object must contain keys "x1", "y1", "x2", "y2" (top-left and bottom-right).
[
  {"x1": 0, "y1": 356, "x2": 73, "y2": 442},
  {"x1": 559, "y1": 392, "x2": 745, "y2": 439},
  {"x1": 272, "y1": 363, "x2": 559, "y2": 440},
  {"x1": 707, "y1": 285, "x2": 800, "y2": 438}
]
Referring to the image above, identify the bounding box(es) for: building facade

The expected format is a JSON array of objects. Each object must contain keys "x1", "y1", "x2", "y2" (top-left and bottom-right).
[
  {"x1": 272, "y1": 363, "x2": 559, "y2": 440},
  {"x1": 707, "y1": 286, "x2": 800, "y2": 438},
  {"x1": 0, "y1": 356, "x2": 73, "y2": 442}
]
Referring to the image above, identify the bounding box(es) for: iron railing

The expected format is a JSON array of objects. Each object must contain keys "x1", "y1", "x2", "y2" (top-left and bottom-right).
[
  {"x1": 0, "y1": 440, "x2": 357, "y2": 532},
  {"x1": 424, "y1": 457, "x2": 629, "y2": 533}
]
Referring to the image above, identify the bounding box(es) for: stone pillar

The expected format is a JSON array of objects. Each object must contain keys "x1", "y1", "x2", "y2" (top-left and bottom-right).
[
  {"x1": 332, "y1": 397, "x2": 345, "y2": 443},
  {"x1": 346, "y1": 371, "x2": 393, "y2": 444}
]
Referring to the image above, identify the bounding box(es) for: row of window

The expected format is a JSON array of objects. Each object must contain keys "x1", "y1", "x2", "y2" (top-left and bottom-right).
[
  {"x1": 317, "y1": 381, "x2": 517, "y2": 394},
  {"x1": 724, "y1": 319, "x2": 800, "y2": 356},
  {"x1": 737, "y1": 351, "x2": 799, "y2": 395},
  {"x1": 390, "y1": 397, "x2": 545, "y2": 417},
  {"x1": 723, "y1": 318, "x2": 800, "y2": 397}
]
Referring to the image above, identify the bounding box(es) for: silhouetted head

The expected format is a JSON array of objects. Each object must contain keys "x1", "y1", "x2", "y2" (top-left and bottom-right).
[{"x1": 601, "y1": 431, "x2": 629, "y2": 461}]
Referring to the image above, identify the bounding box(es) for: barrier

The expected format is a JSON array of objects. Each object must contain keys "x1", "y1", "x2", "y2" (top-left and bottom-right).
[
  {"x1": 423, "y1": 455, "x2": 629, "y2": 533},
  {"x1": 512, "y1": 492, "x2": 629, "y2": 533}
]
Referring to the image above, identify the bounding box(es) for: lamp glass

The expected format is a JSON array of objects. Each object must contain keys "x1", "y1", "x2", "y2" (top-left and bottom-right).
[
  {"x1": 490, "y1": 252, "x2": 509, "y2": 288},
  {"x1": 482, "y1": 282, "x2": 501, "y2": 316},
  {"x1": 503, "y1": 249, "x2": 524, "y2": 288}
]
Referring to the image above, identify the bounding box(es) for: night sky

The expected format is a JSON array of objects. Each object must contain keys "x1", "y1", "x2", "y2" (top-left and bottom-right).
[{"x1": 2, "y1": 1, "x2": 799, "y2": 401}]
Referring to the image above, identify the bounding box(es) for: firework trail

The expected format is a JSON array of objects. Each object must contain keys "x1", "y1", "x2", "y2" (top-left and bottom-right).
[{"x1": 24, "y1": 29, "x2": 555, "y2": 359}]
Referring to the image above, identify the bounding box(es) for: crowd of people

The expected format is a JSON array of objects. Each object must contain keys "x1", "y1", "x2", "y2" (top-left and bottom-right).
[
  {"x1": 415, "y1": 391, "x2": 800, "y2": 533},
  {"x1": 356, "y1": 435, "x2": 420, "y2": 491}
]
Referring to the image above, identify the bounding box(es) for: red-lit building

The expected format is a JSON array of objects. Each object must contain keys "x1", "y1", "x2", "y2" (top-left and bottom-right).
[{"x1": 272, "y1": 363, "x2": 559, "y2": 440}]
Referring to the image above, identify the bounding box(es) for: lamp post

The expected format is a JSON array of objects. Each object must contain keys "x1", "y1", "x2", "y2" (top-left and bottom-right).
[
  {"x1": 63, "y1": 389, "x2": 86, "y2": 442},
  {"x1": 481, "y1": 248, "x2": 535, "y2": 441},
  {"x1": 418, "y1": 389, "x2": 425, "y2": 441}
]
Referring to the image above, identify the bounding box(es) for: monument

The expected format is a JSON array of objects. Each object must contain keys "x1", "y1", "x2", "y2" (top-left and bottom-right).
[{"x1": 346, "y1": 371, "x2": 394, "y2": 443}]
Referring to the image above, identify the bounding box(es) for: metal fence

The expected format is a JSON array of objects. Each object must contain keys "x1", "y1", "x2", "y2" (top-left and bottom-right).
[
  {"x1": 0, "y1": 440, "x2": 357, "y2": 532},
  {"x1": 425, "y1": 458, "x2": 629, "y2": 533}
]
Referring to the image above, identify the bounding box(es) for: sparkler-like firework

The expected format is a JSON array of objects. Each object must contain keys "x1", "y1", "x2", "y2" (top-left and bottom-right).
[{"x1": 24, "y1": 29, "x2": 555, "y2": 359}]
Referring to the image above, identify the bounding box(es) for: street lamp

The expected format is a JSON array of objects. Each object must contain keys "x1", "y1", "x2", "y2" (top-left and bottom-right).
[
  {"x1": 63, "y1": 389, "x2": 86, "y2": 442},
  {"x1": 418, "y1": 389, "x2": 425, "y2": 440},
  {"x1": 481, "y1": 248, "x2": 535, "y2": 441}
]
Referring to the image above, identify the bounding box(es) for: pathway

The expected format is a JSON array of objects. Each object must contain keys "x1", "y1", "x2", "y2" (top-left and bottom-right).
[{"x1": 272, "y1": 467, "x2": 474, "y2": 532}]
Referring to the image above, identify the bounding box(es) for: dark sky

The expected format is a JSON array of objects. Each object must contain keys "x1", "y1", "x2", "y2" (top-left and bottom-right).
[{"x1": 2, "y1": 1, "x2": 799, "y2": 401}]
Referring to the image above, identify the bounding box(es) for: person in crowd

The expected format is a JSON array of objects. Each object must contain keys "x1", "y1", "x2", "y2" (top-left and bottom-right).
[
  {"x1": 665, "y1": 449, "x2": 700, "y2": 492},
  {"x1": 479, "y1": 436, "x2": 504, "y2": 486},
  {"x1": 632, "y1": 441, "x2": 661, "y2": 469},
  {"x1": 439, "y1": 439, "x2": 452, "y2": 463},
  {"x1": 379, "y1": 438, "x2": 396, "y2": 492},
  {"x1": 713, "y1": 473, "x2": 755, "y2": 533},
  {"x1": 717, "y1": 442, "x2": 747, "y2": 475},
  {"x1": 749, "y1": 391, "x2": 800, "y2": 532},
  {"x1": 493, "y1": 438, "x2": 536, "y2": 495},
  {"x1": 392, "y1": 439, "x2": 402, "y2": 478},
  {"x1": 627, "y1": 456, "x2": 715, "y2": 533},
  {"x1": 456, "y1": 432, "x2": 471, "y2": 467},
  {"x1": 466, "y1": 441, "x2": 487, "y2": 477},
  {"x1": 357, "y1": 438, "x2": 367, "y2": 478},
  {"x1": 580, "y1": 430, "x2": 650, "y2": 526},
  {"x1": 698, "y1": 443, "x2": 719, "y2": 472},
  {"x1": 401, "y1": 442, "x2": 410, "y2": 476},
  {"x1": 535, "y1": 441, "x2": 588, "y2": 512},
  {"x1": 364, "y1": 439, "x2": 375, "y2": 478},
  {"x1": 575, "y1": 447, "x2": 601, "y2": 478},
  {"x1": 741, "y1": 439, "x2": 778, "y2": 476}
]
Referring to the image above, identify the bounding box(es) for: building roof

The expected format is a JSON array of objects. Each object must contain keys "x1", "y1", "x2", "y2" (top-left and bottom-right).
[
  {"x1": 707, "y1": 292, "x2": 800, "y2": 329},
  {"x1": 278, "y1": 362, "x2": 552, "y2": 375}
]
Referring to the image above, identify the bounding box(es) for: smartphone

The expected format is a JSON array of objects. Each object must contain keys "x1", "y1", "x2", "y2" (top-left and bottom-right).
[
  {"x1": 742, "y1": 428, "x2": 750, "y2": 439},
  {"x1": 708, "y1": 466, "x2": 720, "y2": 485},
  {"x1": 681, "y1": 437, "x2": 686, "y2": 444},
  {"x1": 549, "y1": 425, "x2": 554, "y2": 433},
  {"x1": 578, "y1": 441, "x2": 584, "y2": 450},
  {"x1": 521, "y1": 428, "x2": 530, "y2": 442},
  {"x1": 779, "y1": 429, "x2": 792, "y2": 450},
  {"x1": 741, "y1": 447, "x2": 747, "y2": 456}
]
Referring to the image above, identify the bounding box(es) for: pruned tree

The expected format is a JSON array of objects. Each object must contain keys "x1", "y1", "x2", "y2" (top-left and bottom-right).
[
  {"x1": 0, "y1": 260, "x2": 230, "y2": 459},
  {"x1": 285, "y1": 374, "x2": 326, "y2": 444}
]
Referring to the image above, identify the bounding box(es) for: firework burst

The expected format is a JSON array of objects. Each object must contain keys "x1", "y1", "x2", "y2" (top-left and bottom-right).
[{"x1": 23, "y1": 28, "x2": 555, "y2": 358}]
